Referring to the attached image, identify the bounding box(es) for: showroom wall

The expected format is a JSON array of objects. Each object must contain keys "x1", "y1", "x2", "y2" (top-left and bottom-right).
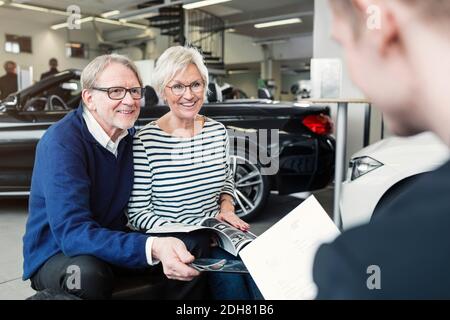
[
  {"x1": 224, "y1": 33, "x2": 314, "y2": 101},
  {"x1": 225, "y1": 71, "x2": 260, "y2": 99},
  {"x1": 313, "y1": 0, "x2": 384, "y2": 160},
  {"x1": 114, "y1": 28, "x2": 171, "y2": 61},
  {"x1": 0, "y1": 16, "x2": 99, "y2": 83},
  {"x1": 272, "y1": 35, "x2": 313, "y2": 61},
  {"x1": 224, "y1": 33, "x2": 264, "y2": 65}
]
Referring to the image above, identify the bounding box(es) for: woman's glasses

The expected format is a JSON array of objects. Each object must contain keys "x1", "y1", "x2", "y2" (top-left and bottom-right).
[{"x1": 166, "y1": 81, "x2": 204, "y2": 96}]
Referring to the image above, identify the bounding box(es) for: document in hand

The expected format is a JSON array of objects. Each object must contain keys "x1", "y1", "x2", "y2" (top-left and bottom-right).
[{"x1": 239, "y1": 195, "x2": 340, "y2": 300}]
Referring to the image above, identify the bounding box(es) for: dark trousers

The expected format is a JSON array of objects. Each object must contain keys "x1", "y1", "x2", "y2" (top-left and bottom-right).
[{"x1": 30, "y1": 231, "x2": 211, "y2": 300}]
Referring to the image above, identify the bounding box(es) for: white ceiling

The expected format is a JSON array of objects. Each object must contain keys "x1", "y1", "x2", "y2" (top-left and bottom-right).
[{"x1": 0, "y1": 0, "x2": 314, "y2": 39}]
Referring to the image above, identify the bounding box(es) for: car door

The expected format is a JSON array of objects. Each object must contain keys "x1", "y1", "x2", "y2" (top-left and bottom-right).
[{"x1": 0, "y1": 107, "x2": 72, "y2": 195}]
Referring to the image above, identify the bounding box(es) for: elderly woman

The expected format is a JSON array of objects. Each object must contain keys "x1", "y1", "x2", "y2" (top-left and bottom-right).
[{"x1": 128, "y1": 46, "x2": 261, "y2": 299}]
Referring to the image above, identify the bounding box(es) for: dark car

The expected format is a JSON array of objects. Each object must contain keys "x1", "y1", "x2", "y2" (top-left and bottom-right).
[{"x1": 0, "y1": 70, "x2": 335, "y2": 220}]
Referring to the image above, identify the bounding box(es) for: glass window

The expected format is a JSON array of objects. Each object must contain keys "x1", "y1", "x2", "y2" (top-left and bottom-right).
[
  {"x1": 5, "y1": 34, "x2": 32, "y2": 54},
  {"x1": 65, "y1": 42, "x2": 88, "y2": 59}
]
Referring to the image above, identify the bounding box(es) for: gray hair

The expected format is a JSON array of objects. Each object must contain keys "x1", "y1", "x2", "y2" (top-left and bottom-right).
[
  {"x1": 152, "y1": 45, "x2": 209, "y2": 97},
  {"x1": 81, "y1": 53, "x2": 143, "y2": 90}
]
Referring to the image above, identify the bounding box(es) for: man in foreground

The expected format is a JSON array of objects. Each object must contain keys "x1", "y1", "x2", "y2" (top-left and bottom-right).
[{"x1": 314, "y1": 0, "x2": 450, "y2": 299}]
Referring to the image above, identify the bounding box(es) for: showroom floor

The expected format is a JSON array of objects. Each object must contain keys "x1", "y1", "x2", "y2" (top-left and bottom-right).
[{"x1": 0, "y1": 187, "x2": 334, "y2": 300}]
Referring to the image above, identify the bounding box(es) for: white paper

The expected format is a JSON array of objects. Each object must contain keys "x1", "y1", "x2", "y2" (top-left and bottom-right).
[{"x1": 239, "y1": 195, "x2": 340, "y2": 300}]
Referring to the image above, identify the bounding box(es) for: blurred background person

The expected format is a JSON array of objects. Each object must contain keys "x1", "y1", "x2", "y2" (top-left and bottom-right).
[
  {"x1": 40, "y1": 58, "x2": 59, "y2": 80},
  {"x1": 0, "y1": 61, "x2": 18, "y2": 100}
]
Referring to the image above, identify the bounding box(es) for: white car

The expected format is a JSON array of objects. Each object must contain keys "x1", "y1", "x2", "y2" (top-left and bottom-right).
[{"x1": 340, "y1": 132, "x2": 449, "y2": 230}]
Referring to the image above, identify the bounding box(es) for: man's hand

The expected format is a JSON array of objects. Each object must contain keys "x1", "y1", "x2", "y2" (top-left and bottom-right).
[{"x1": 152, "y1": 237, "x2": 200, "y2": 281}]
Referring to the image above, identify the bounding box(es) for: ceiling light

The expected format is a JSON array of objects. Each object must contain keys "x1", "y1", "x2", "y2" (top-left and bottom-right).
[
  {"x1": 119, "y1": 12, "x2": 158, "y2": 22},
  {"x1": 253, "y1": 39, "x2": 288, "y2": 46},
  {"x1": 0, "y1": 1, "x2": 5, "y2": 6},
  {"x1": 80, "y1": 17, "x2": 95, "y2": 23},
  {"x1": 227, "y1": 69, "x2": 250, "y2": 75},
  {"x1": 183, "y1": 0, "x2": 232, "y2": 10},
  {"x1": 51, "y1": 22, "x2": 69, "y2": 30},
  {"x1": 94, "y1": 17, "x2": 148, "y2": 30},
  {"x1": 255, "y1": 18, "x2": 302, "y2": 29},
  {"x1": 101, "y1": 10, "x2": 120, "y2": 18},
  {"x1": 51, "y1": 17, "x2": 94, "y2": 30},
  {"x1": 51, "y1": 16, "x2": 147, "y2": 30},
  {"x1": 10, "y1": 3, "x2": 69, "y2": 16}
]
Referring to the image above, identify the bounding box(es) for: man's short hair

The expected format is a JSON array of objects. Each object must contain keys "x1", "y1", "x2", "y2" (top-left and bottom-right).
[
  {"x1": 152, "y1": 45, "x2": 209, "y2": 97},
  {"x1": 49, "y1": 58, "x2": 58, "y2": 66},
  {"x1": 80, "y1": 54, "x2": 143, "y2": 91}
]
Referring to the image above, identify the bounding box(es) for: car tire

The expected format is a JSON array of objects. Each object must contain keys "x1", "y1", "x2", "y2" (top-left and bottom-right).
[{"x1": 230, "y1": 148, "x2": 270, "y2": 221}]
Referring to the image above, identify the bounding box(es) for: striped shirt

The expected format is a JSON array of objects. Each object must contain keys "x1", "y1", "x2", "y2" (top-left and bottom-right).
[{"x1": 127, "y1": 117, "x2": 235, "y2": 231}]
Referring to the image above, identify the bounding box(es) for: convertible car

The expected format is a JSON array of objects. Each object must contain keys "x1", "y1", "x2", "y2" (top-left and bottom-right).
[{"x1": 0, "y1": 69, "x2": 335, "y2": 220}]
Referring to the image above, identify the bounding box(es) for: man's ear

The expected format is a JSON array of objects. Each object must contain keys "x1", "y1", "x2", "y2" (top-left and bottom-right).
[
  {"x1": 351, "y1": 0, "x2": 371, "y2": 14},
  {"x1": 352, "y1": 0, "x2": 400, "y2": 57},
  {"x1": 377, "y1": 4, "x2": 401, "y2": 57},
  {"x1": 81, "y1": 89, "x2": 95, "y2": 111}
]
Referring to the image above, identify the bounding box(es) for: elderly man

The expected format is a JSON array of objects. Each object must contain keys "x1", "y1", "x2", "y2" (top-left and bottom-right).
[
  {"x1": 313, "y1": 0, "x2": 450, "y2": 299},
  {"x1": 23, "y1": 54, "x2": 207, "y2": 300}
]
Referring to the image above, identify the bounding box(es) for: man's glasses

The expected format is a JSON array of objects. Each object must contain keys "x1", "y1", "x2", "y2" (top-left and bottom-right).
[
  {"x1": 166, "y1": 81, "x2": 204, "y2": 96},
  {"x1": 92, "y1": 87, "x2": 144, "y2": 100}
]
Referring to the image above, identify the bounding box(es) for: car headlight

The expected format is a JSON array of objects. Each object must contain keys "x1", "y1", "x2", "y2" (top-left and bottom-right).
[{"x1": 349, "y1": 156, "x2": 384, "y2": 181}]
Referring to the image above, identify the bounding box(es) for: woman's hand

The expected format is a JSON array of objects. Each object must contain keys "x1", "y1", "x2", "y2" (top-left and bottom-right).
[{"x1": 217, "y1": 199, "x2": 250, "y2": 232}]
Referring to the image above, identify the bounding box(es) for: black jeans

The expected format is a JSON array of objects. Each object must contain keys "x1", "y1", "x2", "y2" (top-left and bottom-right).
[{"x1": 30, "y1": 230, "x2": 211, "y2": 300}]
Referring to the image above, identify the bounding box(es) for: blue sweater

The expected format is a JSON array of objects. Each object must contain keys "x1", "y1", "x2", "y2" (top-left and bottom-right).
[{"x1": 23, "y1": 105, "x2": 149, "y2": 280}]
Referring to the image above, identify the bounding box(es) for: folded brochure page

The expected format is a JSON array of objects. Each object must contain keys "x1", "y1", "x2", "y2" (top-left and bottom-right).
[
  {"x1": 239, "y1": 195, "x2": 340, "y2": 300},
  {"x1": 145, "y1": 216, "x2": 256, "y2": 256}
]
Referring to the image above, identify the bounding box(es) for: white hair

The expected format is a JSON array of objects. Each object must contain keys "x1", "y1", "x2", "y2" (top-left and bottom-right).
[
  {"x1": 152, "y1": 45, "x2": 209, "y2": 97},
  {"x1": 81, "y1": 53, "x2": 142, "y2": 90}
]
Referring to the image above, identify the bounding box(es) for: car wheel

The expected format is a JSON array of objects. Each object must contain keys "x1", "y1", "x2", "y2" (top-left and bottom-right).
[{"x1": 230, "y1": 153, "x2": 270, "y2": 221}]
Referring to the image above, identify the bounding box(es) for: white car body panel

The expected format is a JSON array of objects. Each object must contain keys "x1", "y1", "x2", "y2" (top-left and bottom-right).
[{"x1": 340, "y1": 132, "x2": 450, "y2": 230}]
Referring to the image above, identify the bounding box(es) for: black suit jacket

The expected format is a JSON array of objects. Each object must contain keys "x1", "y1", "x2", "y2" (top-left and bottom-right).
[
  {"x1": 40, "y1": 68, "x2": 59, "y2": 80},
  {"x1": 0, "y1": 73, "x2": 18, "y2": 100},
  {"x1": 313, "y1": 159, "x2": 450, "y2": 299}
]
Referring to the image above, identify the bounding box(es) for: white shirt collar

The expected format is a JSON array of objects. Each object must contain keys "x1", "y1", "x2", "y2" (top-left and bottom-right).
[{"x1": 82, "y1": 107, "x2": 128, "y2": 157}]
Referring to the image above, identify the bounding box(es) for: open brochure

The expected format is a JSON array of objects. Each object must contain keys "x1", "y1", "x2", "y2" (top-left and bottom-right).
[
  {"x1": 147, "y1": 195, "x2": 340, "y2": 299},
  {"x1": 146, "y1": 217, "x2": 257, "y2": 256},
  {"x1": 239, "y1": 195, "x2": 341, "y2": 300}
]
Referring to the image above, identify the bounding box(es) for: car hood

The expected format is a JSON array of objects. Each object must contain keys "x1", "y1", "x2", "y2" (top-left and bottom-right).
[{"x1": 351, "y1": 132, "x2": 450, "y2": 167}]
